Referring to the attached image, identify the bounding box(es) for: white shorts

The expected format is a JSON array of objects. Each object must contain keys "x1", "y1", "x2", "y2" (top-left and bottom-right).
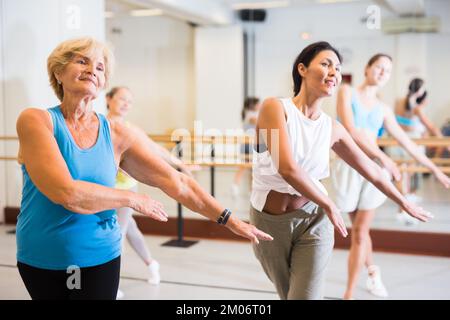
[{"x1": 331, "y1": 158, "x2": 390, "y2": 213}]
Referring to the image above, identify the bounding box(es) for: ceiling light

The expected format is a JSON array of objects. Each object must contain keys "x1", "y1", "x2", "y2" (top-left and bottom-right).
[
  {"x1": 105, "y1": 11, "x2": 115, "y2": 18},
  {"x1": 129, "y1": 9, "x2": 163, "y2": 17},
  {"x1": 301, "y1": 32, "x2": 311, "y2": 40},
  {"x1": 317, "y1": 0, "x2": 357, "y2": 4},
  {"x1": 232, "y1": 1, "x2": 290, "y2": 10}
]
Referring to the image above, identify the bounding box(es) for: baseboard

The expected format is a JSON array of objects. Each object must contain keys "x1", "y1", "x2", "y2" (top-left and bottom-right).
[{"x1": 5, "y1": 206, "x2": 450, "y2": 257}]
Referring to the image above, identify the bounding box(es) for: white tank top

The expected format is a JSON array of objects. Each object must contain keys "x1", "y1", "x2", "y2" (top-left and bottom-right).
[{"x1": 250, "y1": 98, "x2": 332, "y2": 211}]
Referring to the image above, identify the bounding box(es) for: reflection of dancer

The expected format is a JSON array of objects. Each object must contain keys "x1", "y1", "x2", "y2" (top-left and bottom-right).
[
  {"x1": 106, "y1": 86, "x2": 197, "y2": 298},
  {"x1": 333, "y1": 54, "x2": 450, "y2": 300},
  {"x1": 392, "y1": 79, "x2": 450, "y2": 224},
  {"x1": 231, "y1": 97, "x2": 261, "y2": 197},
  {"x1": 106, "y1": 87, "x2": 160, "y2": 291},
  {"x1": 16, "y1": 37, "x2": 273, "y2": 300},
  {"x1": 250, "y1": 42, "x2": 432, "y2": 300}
]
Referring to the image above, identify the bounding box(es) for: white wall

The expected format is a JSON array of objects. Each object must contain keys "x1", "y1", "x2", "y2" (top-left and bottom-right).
[
  {"x1": 0, "y1": 0, "x2": 5, "y2": 222},
  {"x1": 194, "y1": 25, "x2": 244, "y2": 131},
  {"x1": 424, "y1": 0, "x2": 450, "y2": 125},
  {"x1": 0, "y1": 0, "x2": 106, "y2": 218},
  {"x1": 105, "y1": 15, "x2": 195, "y2": 134}
]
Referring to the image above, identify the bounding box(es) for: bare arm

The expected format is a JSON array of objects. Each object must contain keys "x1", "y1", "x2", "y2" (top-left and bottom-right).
[
  {"x1": 119, "y1": 124, "x2": 272, "y2": 243},
  {"x1": 383, "y1": 105, "x2": 450, "y2": 188},
  {"x1": 130, "y1": 125, "x2": 195, "y2": 176},
  {"x1": 16, "y1": 108, "x2": 166, "y2": 221},
  {"x1": 248, "y1": 115, "x2": 258, "y2": 126},
  {"x1": 414, "y1": 105, "x2": 442, "y2": 137},
  {"x1": 331, "y1": 120, "x2": 432, "y2": 221},
  {"x1": 257, "y1": 98, "x2": 347, "y2": 237},
  {"x1": 337, "y1": 85, "x2": 401, "y2": 181}
]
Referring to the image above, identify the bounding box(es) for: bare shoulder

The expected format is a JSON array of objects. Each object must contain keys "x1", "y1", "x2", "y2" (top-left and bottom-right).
[
  {"x1": 108, "y1": 118, "x2": 138, "y2": 151},
  {"x1": 394, "y1": 98, "x2": 405, "y2": 113},
  {"x1": 338, "y1": 83, "x2": 352, "y2": 95},
  {"x1": 331, "y1": 118, "x2": 346, "y2": 136},
  {"x1": 260, "y1": 97, "x2": 284, "y2": 116},
  {"x1": 378, "y1": 102, "x2": 395, "y2": 122},
  {"x1": 17, "y1": 108, "x2": 52, "y2": 132}
]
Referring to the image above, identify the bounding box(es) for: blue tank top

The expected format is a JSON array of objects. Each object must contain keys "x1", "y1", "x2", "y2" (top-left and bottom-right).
[
  {"x1": 350, "y1": 88, "x2": 384, "y2": 134},
  {"x1": 395, "y1": 115, "x2": 419, "y2": 127},
  {"x1": 16, "y1": 106, "x2": 121, "y2": 270}
]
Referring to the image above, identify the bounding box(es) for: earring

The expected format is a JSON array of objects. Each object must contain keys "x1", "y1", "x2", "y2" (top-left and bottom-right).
[{"x1": 57, "y1": 80, "x2": 61, "y2": 85}]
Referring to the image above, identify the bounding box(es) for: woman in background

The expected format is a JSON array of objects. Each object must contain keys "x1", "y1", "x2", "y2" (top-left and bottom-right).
[
  {"x1": 231, "y1": 97, "x2": 261, "y2": 197},
  {"x1": 392, "y1": 78, "x2": 450, "y2": 224}
]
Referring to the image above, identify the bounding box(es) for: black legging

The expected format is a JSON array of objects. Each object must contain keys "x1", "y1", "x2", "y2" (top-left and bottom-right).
[{"x1": 17, "y1": 256, "x2": 121, "y2": 300}]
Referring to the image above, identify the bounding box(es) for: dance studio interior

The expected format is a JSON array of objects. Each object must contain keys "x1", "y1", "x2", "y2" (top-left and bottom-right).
[{"x1": 0, "y1": 0, "x2": 449, "y2": 301}]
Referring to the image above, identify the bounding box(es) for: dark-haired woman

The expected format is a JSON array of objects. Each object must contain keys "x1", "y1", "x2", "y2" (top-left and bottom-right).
[
  {"x1": 332, "y1": 56, "x2": 450, "y2": 300},
  {"x1": 231, "y1": 97, "x2": 261, "y2": 197},
  {"x1": 250, "y1": 42, "x2": 433, "y2": 300}
]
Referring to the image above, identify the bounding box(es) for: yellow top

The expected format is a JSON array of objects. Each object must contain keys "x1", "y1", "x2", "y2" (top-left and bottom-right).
[
  {"x1": 114, "y1": 120, "x2": 138, "y2": 190},
  {"x1": 115, "y1": 168, "x2": 138, "y2": 190}
]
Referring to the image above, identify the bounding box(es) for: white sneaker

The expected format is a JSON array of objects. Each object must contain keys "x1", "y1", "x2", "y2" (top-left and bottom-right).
[
  {"x1": 116, "y1": 289, "x2": 125, "y2": 300},
  {"x1": 147, "y1": 260, "x2": 160, "y2": 285},
  {"x1": 231, "y1": 184, "x2": 239, "y2": 198},
  {"x1": 366, "y1": 265, "x2": 389, "y2": 298},
  {"x1": 396, "y1": 210, "x2": 419, "y2": 226}
]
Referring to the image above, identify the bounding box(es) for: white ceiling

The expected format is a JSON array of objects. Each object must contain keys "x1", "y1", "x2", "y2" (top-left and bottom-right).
[
  {"x1": 105, "y1": 0, "x2": 154, "y2": 13},
  {"x1": 105, "y1": 0, "x2": 428, "y2": 24}
]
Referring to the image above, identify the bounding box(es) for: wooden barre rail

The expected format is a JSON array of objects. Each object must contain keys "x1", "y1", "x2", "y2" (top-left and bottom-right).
[
  {"x1": 393, "y1": 158, "x2": 450, "y2": 165},
  {"x1": 378, "y1": 137, "x2": 450, "y2": 147},
  {"x1": 3, "y1": 135, "x2": 450, "y2": 146},
  {"x1": 3, "y1": 157, "x2": 447, "y2": 173},
  {"x1": 2, "y1": 135, "x2": 450, "y2": 172},
  {"x1": 0, "y1": 135, "x2": 255, "y2": 144}
]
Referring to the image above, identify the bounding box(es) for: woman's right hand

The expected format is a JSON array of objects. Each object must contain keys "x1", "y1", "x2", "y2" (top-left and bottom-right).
[
  {"x1": 131, "y1": 193, "x2": 168, "y2": 222},
  {"x1": 401, "y1": 201, "x2": 433, "y2": 222},
  {"x1": 324, "y1": 203, "x2": 348, "y2": 238}
]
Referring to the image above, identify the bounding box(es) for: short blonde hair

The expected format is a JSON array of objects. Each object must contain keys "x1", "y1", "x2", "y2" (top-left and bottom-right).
[{"x1": 47, "y1": 37, "x2": 114, "y2": 101}]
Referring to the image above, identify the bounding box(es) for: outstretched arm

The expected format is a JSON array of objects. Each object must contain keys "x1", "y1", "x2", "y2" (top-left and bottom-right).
[
  {"x1": 119, "y1": 123, "x2": 273, "y2": 244},
  {"x1": 131, "y1": 125, "x2": 197, "y2": 177},
  {"x1": 383, "y1": 105, "x2": 450, "y2": 188},
  {"x1": 336, "y1": 85, "x2": 401, "y2": 181},
  {"x1": 16, "y1": 108, "x2": 167, "y2": 221},
  {"x1": 331, "y1": 120, "x2": 432, "y2": 222},
  {"x1": 414, "y1": 106, "x2": 450, "y2": 153}
]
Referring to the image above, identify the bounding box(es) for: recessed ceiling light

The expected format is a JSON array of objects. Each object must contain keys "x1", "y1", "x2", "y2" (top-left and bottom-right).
[
  {"x1": 105, "y1": 11, "x2": 115, "y2": 18},
  {"x1": 301, "y1": 32, "x2": 311, "y2": 40},
  {"x1": 232, "y1": 1, "x2": 290, "y2": 10},
  {"x1": 129, "y1": 9, "x2": 163, "y2": 17}
]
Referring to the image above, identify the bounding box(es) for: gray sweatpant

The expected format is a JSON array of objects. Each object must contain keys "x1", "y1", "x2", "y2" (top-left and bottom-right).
[{"x1": 250, "y1": 204, "x2": 334, "y2": 300}]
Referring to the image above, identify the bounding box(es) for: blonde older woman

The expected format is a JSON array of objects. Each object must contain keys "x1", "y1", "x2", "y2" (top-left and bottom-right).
[{"x1": 15, "y1": 37, "x2": 272, "y2": 300}]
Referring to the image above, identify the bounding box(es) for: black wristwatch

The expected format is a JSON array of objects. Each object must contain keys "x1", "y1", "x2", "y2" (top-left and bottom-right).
[{"x1": 217, "y1": 209, "x2": 232, "y2": 225}]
